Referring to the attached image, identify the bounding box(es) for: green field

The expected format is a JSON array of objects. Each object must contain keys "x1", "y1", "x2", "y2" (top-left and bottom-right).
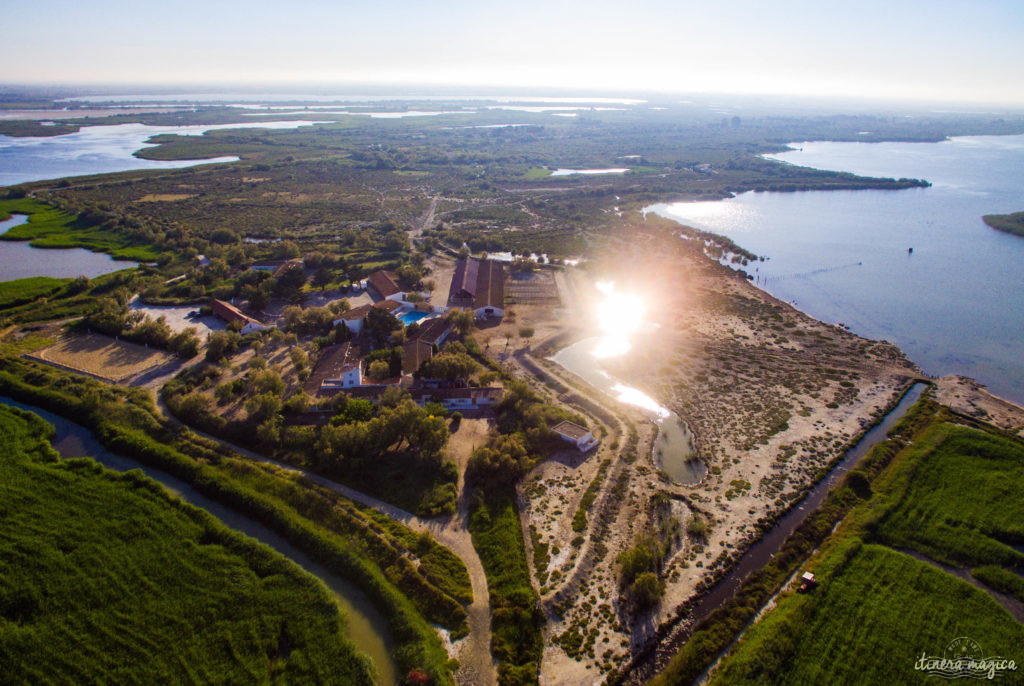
[
  {"x1": 983, "y1": 211, "x2": 1024, "y2": 238},
  {"x1": 0, "y1": 354, "x2": 460, "y2": 684},
  {"x1": 0, "y1": 197, "x2": 160, "y2": 261},
  {"x1": 710, "y1": 543, "x2": 1024, "y2": 685},
  {"x1": 707, "y1": 419, "x2": 1024, "y2": 686},
  {"x1": 0, "y1": 276, "x2": 68, "y2": 308},
  {"x1": 0, "y1": 404, "x2": 374, "y2": 684}
]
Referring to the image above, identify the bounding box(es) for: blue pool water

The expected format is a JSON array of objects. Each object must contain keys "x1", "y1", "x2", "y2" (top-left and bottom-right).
[{"x1": 399, "y1": 310, "x2": 431, "y2": 325}]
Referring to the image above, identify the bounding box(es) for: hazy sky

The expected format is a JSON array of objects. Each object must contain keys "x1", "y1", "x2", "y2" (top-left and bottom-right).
[{"x1": 3, "y1": 0, "x2": 1023, "y2": 103}]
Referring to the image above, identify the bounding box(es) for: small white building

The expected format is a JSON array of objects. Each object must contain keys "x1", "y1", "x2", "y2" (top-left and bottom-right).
[
  {"x1": 367, "y1": 270, "x2": 408, "y2": 302},
  {"x1": 552, "y1": 421, "x2": 599, "y2": 452},
  {"x1": 334, "y1": 299, "x2": 403, "y2": 335},
  {"x1": 409, "y1": 387, "x2": 503, "y2": 412},
  {"x1": 209, "y1": 299, "x2": 269, "y2": 335}
]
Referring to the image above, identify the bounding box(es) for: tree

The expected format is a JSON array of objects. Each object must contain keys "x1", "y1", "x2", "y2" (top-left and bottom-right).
[
  {"x1": 367, "y1": 360, "x2": 391, "y2": 380},
  {"x1": 275, "y1": 263, "x2": 307, "y2": 296},
  {"x1": 312, "y1": 267, "x2": 333, "y2": 290},
  {"x1": 245, "y1": 392, "x2": 282, "y2": 422},
  {"x1": 168, "y1": 327, "x2": 200, "y2": 358},
  {"x1": 518, "y1": 326, "x2": 535, "y2": 345},
  {"x1": 206, "y1": 330, "x2": 241, "y2": 362},
  {"x1": 630, "y1": 573, "x2": 665, "y2": 607},
  {"x1": 419, "y1": 350, "x2": 480, "y2": 381},
  {"x1": 365, "y1": 307, "x2": 401, "y2": 343},
  {"x1": 445, "y1": 308, "x2": 475, "y2": 337}
]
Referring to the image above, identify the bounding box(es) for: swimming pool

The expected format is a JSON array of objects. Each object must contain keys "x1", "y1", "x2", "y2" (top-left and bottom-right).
[{"x1": 399, "y1": 310, "x2": 431, "y2": 325}]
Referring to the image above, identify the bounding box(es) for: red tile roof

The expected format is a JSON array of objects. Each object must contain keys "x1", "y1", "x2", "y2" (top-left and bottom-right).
[
  {"x1": 209, "y1": 299, "x2": 264, "y2": 328},
  {"x1": 368, "y1": 270, "x2": 402, "y2": 298},
  {"x1": 414, "y1": 317, "x2": 451, "y2": 346}
]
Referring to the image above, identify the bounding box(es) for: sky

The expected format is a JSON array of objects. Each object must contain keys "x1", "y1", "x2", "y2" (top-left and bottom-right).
[{"x1": 3, "y1": 0, "x2": 1024, "y2": 104}]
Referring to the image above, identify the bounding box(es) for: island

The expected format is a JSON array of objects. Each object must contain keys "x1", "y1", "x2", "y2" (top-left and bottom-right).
[{"x1": 983, "y1": 211, "x2": 1024, "y2": 237}]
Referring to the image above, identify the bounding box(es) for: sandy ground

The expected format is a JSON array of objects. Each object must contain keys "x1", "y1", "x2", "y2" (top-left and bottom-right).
[
  {"x1": 129, "y1": 296, "x2": 225, "y2": 336},
  {"x1": 499, "y1": 233, "x2": 925, "y2": 683},
  {"x1": 935, "y1": 375, "x2": 1024, "y2": 435},
  {"x1": 30, "y1": 333, "x2": 173, "y2": 383}
]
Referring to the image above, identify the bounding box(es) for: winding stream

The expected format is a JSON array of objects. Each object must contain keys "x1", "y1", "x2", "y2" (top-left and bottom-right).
[
  {"x1": 551, "y1": 337, "x2": 707, "y2": 485},
  {"x1": 0, "y1": 396, "x2": 399, "y2": 686}
]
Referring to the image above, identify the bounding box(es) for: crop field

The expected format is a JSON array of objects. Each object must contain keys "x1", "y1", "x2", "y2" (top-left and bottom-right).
[
  {"x1": 0, "y1": 404, "x2": 373, "y2": 685},
  {"x1": 30, "y1": 333, "x2": 174, "y2": 382},
  {"x1": 709, "y1": 542, "x2": 1024, "y2": 685},
  {"x1": 875, "y1": 426, "x2": 1024, "y2": 569},
  {"x1": 707, "y1": 418, "x2": 1024, "y2": 686}
]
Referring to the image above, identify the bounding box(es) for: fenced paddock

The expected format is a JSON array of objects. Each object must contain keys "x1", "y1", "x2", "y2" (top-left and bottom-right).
[{"x1": 28, "y1": 333, "x2": 173, "y2": 383}]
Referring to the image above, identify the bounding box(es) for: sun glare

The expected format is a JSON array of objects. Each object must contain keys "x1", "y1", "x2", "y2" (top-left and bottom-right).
[{"x1": 593, "y1": 281, "x2": 646, "y2": 358}]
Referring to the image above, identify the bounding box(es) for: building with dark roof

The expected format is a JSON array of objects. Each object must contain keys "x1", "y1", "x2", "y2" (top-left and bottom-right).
[
  {"x1": 448, "y1": 257, "x2": 504, "y2": 318},
  {"x1": 413, "y1": 317, "x2": 452, "y2": 347}
]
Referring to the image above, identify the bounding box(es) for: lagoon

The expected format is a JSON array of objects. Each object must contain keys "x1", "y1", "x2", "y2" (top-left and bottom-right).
[
  {"x1": 0, "y1": 120, "x2": 326, "y2": 187},
  {"x1": 0, "y1": 214, "x2": 139, "y2": 280},
  {"x1": 550, "y1": 168, "x2": 629, "y2": 176},
  {"x1": 648, "y1": 134, "x2": 1024, "y2": 404}
]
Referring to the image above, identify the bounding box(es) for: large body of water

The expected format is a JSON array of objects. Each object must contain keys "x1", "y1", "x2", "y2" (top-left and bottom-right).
[
  {"x1": 0, "y1": 120, "x2": 326, "y2": 187},
  {"x1": 649, "y1": 134, "x2": 1024, "y2": 404},
  {"x1": 0, "y1": 397, "x2": 398, "y2": 685}
]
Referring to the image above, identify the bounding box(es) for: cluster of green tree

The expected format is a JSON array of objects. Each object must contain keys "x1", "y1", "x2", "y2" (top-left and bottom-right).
[
  {"x1": 0, "y1": 404, "x2": 375, "y2": 684},
  {"x1": 81, "y1": 297, "x2": 200, "y2": 357},
  {"x1": 462, "y1": 380, "x2": 590, "y2": 684},
  {"x1": 0, "y1": 355, "x2": 459, "y2": 685},
  {"x1": 616, "y1": 494, "x2": 681, "y2": 608},
  {"x1": 417, "y1": 341, "x2": 481, "y2": 380},
  {"x1": 165, "y1": 358, "x2": 459, "y2": 517},
  {"x1": 0, "y1": 196, "x2": 163, "y2": 262},
  {"x1": 982, "y1": 211, "x2": 1024, "y2": 238},
  {"x1": 467, "y1": 484, "x2": 544, "y2": 685}
]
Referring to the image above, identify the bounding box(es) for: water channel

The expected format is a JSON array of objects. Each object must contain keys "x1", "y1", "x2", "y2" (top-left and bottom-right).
[{"x1": 0, "y1": 396, "x2": 399, "y2": 686}]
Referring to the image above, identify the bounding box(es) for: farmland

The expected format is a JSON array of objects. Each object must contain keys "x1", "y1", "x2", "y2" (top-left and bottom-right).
[
  {"x1": 0, "y1": 403, "x2": 374, "y2": 684},
  {"x1": 704, "y1": 407, "x2": 1024, "y2": 685}
]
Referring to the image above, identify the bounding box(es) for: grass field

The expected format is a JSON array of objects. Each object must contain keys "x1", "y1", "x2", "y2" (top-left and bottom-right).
[
  {"x1": 0, "y1": 277, "x2": 69, "y2": 308},
  {"x1": 707, "y1": 417, "x2": 1024, "y2": 686},
  {"x1": 874, "y1": 426, "x2": 1024, "y2": 569},
  {"x1": 709, "y1": 543, "x2": 1024, "y2": 685},
  {"x1": 0, "y1": 404, "x2": 374, "y2": 684},
  {"x1": 31, "y1": 333, "x2": 174, "y2": 382},
  {"x1": 0, "y1": 198, "x2": 160, "y2": 261}
]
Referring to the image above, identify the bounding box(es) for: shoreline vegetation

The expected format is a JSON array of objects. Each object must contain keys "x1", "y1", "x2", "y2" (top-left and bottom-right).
[
  {"x1": 0, "y1": 353, "x2": 459, "y2": 685},
  {"x1": 983, "y1": 211, "x2": 1024, "y2": 237},
  {"x1": 0, "y1": 403, "x2": 376, "y2": 684}
]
